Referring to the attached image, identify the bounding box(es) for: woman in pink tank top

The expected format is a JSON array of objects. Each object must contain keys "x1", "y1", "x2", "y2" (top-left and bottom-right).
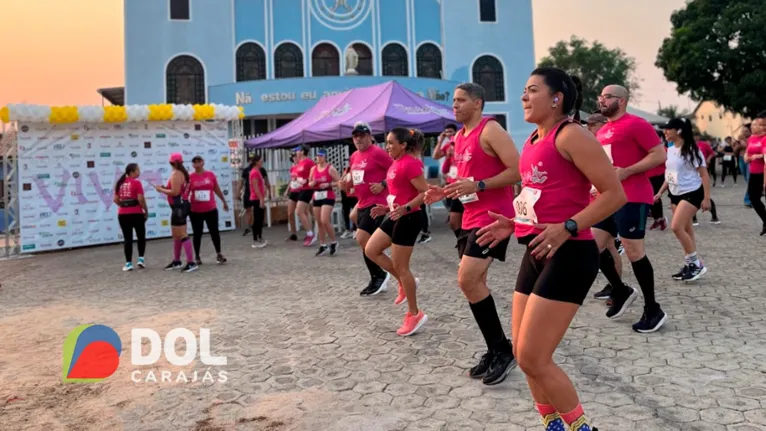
[
  {"x1": 477, "y1": 68, "x2": 627, "y2": 431},
  {"x1": 153, "y1": 152, "x2": 197, "y2": 273},
  {"x1": 365, "y1": 128, "x2": 430, "y2": 337},
  {"x1": 308, "y1": 149, "x2": 341, "y2": 256}
]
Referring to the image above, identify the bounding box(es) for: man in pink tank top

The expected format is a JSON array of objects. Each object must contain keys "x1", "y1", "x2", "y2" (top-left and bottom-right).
[
  {"x1": 425, "y1": 83, "x2": 521, "y2": 385},
  {"x1": 591, "y1": 84, "x2": 668, "y2": 333}
]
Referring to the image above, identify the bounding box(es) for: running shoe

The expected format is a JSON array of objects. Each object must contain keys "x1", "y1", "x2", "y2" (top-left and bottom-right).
[
  {"x1": 710, "y1": 218, "x2": 721, "y2": 224},
  {"x1": 315, "y1": 245, "x2": 328, "y2": 256},
  {"x1": 123, "y1": 262, "x2": 133, "y2": 272},
  {"x1": 615, "y1": 238, "x2": 625, "y2": 255},
  {"x1": 287, "y1": 234, "x2": 298, "y2": 241},
  {"x1": 340, "y1": 230, "x2": 352, "y2": 239},
  {"x1": 182, "y1": 262, "x2": 198, "y2": 273},
  {"x1": 329, "y1": 242, "x2": 338, "y2": 256},
  {"x1": 468, "y1": 352, "x2": 493, "y2": 379},
  {"x1": 242, "y1": 228, "x2": 251, "y2": 237},
  {"x1": 417, "y1": 233, "x2": 432, "y2": 244},
  {"x1": 760, "y1": 224, "x2": 766, "y2": 236},
  {"x1": 252, "y1": 239, "x2": 268, "y2": 248},
  {"x1": 396, "y1": 310, "x2": 428, "y2": 336},
  {"x1": 359, "y1": 281, "x2": 375, "y2": 297},
  {"x1": 482, "y1": 350, "x2": 517, "y2": 386},
  {"x1": 136, "y1": 257, "x2": 145, "y2": 269},
  {"x1": 367, "y1": 272, "x2": 390, "y2": 296},
  {"x1": 632, "y1": 305, "x2": 668, "y2": 333},
  {"x1": 394, "y1": 278, "x2": 420, "y2": 305},
  {"x1": 672, "y1": 265, "x2": 689, "y2": 280},
  {"x1": 195, "y1": 258, "x2": 203, "y2": 266},
  {"x1": 606, "y1": 286, "x2": 638, "y2": 319},
  {"x1": 164, "y1": 261, "x2": 183, "y2": 271},
  {"x1": 216, "y1": 254, "x2": 227, "y2": 264},
  {"x1": 649, "y1": 217, "x2": 667, "y2": 231},
  {"x1": 309, "y1": 234, "x2": 318, "y2": 246},
  {"x1": 682, "y1": 262, "x2": 707, "y2": 281},
  {"x1": 593, "y1": 284, "x2": 612, "y2": 300}
]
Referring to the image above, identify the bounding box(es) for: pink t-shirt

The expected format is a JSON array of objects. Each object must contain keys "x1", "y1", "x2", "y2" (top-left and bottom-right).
[
  {"x1": 189, "y1": 171, "x2": 219, "y2": 213},
  {"x1": 289, "y1": 158, "x2": 315, "y2": 191},
  {"x1": 515, "y1": 120, "x2": 593, "y2": 240},
  {"x1": 454, "y1": 117, "x2": 515, "y2": 229},
  {"x1": 349, "y1": 145, "x2": 393, "y2": 209},
  {"x1": 698, "y1": 141, "x2": 715, "y2": 161},
  {"x1": 596, "y1": 113, "x2": 661, "y2": 204},
  {"x1": 646, "y1": 146, "x2": 667, "y2": 178},
  {"x1": 386, "y1": 154, "x2": 423, "y2": 214},
  {"x1": 441, "y1": 141, "x2": 458, "y2": 184},
  {"x1": 747, "y1": 135, "x2": 765, "y2": 174},
  {"x1": 249, "y1": 168, "x2": 266, "y2": 201},
  {"x1": 311, "y1": 164, "x2": 336, "y2": 201},
  {"x1": 116, "y1": 177, "x2": 144, "y2": 215}
]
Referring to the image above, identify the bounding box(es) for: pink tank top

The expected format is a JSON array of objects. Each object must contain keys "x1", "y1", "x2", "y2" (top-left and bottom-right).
[
  {"x1": 454, "y1": 117, "x2": 515, "y2": 229},
  {"x1": 514, "y1": 119, "x2": 593, "y2": 240},
  {"x1": 166, "y1": 174, "x2": 190, "y2": 206},
  {"x1": 312, "y1": 164, "x2": 336, "y2": 201}
]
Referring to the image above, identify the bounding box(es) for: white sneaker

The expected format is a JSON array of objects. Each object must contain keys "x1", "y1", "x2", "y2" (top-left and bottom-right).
[
  {"x1": 340, "y1": 230, "x2": 352, "y2": 239},
  {"x1": 252, "y1": 239, "x2": 268, "y2": 248},
  {"x1": 122, "y1": 262, "x2": 133, "y2": 272}
]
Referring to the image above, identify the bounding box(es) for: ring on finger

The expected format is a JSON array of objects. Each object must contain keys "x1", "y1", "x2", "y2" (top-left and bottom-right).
[{"x1": 546, "y1": 244, "x2": 552, "y2": 249}]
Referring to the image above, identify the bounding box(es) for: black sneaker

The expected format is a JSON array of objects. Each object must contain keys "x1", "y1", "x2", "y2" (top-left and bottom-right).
[
  {"x1": 367, "y1": 273, "x2": 390, "y2": 296},
  {"x1": 216, "y1": 254, "x2": 227, "y2": 264},
  {"x1": 242, "y1": 228, "x2": 251, "y2": 237},
  {"x1": 315, "y1": 245, "x2": 328, "y2": 256},
  {"x1": 593, "y1": 284, "x2": 612, "y2": 300},
  {"x1": 329, "y1": 243, "x2": 337, "y2": 256},
  {"x1": 468, "y1": 352, "x2": 493, "y2": 379},
  {"x1": 182, "y1": 262, "x2": 198, "y2": 273},
  {"x1": 287, "y1": 234, "x2": 298, "y2": 241},
  {"x1": 672, "y1": 265, "x2": 689, "y2": 280},
  {"x1": 761, "y1": 224, "x2": 766, "y2": 236},
  {"x1": 164, "y1": 261, "x2": 183, "y2": 271},
  {"x1": 632, "y1": 305, "x2": 667, "y2": 333},
  {"x1": 615, "y1": 238, "x2": 624, "y2": 255},
  {"x1": 417, "y1": 233, "x2": 432, "y2": 244},
  {"x1": 482, "y1": 350, "x2": 517, "y2": 386},
  {"x1": 359, "y1": 280, "x2": 376, "y2": 297},
  {"x1": 682, "y1": 262, "x2": 707, "y2": 281},
  {"x1": 606, "y1": 286, "x2": 638, "y2": 319},
  {"x1": 195, "y1": 258, "x2": 203, "y2": 266}
]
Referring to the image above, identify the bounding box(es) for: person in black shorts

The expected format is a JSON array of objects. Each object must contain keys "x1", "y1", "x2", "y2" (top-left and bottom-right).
[
  {"x1": 238, "y1": 156, "x2": 270, "y2": 237},
  {"x1": 153, "y1": 153, "x2": 197, "y2": 273}
]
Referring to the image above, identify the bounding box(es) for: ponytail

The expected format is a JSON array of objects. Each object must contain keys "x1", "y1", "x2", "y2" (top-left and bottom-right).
[
  {"x1": 172, "y1": 161, "x2": 190, "y2": 182},
  {"x1": 571, "y1": 76, "x2": 584, "y2": 122},
  {"x1": 406, "y1": 128, "x2": 424, "y2": 153},
  {"x1": 679, "y1": 119, "x2": 703, "y2": 166},
  {"x1": 115, "y1": 163, "x2": 139, "y2": 193}
]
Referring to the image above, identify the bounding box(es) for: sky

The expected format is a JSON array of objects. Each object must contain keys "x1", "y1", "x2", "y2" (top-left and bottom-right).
[{"x1": 0, "y1": 0, "x2": 695, "y2": 113}]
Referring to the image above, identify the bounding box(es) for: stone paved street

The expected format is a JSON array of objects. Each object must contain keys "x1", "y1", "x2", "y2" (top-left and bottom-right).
[{"x1": 2, "y1": 185, "x2": 766, "y2": 431}]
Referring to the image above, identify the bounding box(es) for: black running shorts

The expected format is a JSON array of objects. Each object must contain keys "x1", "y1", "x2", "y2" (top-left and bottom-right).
[
  {"x1": 170, "y1": 201, "x2": 190, "y2": 227},
  {"x1": 668, "y1": 186, "x2": 704, "y2": 209},
  {"x1": 592, "y1": 202, "x2": 650, "y2": 240},
  {"x1": 457, "y1": 227, "x2": 510, "y2": 262},
  {"x1": 445, "y1": 198, "x2": 465, "y2": 214},
  {"x1": 514, "y1": 237, "x2": 599, "y2": 305},
  {"x1": 357, "y1": 205, "x2": 384, "y2": 235},
  {"x1": 379, "y1": 210, "x2": 426, "y2": 246},
  {"x1": 313, "y1": 198, "x2": 336, "y2": 208}
]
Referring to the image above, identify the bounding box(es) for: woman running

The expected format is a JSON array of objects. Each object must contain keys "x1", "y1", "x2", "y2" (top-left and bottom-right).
[
  {"x1": 478, "y1": 67, "x2": 623, "y2": 431},
  {"x1": 154, "y1": 153, "x2": 197, "y2": 273},
  {"x1": 249, "y1": 155, "x2": 268, "y2": 248},
  {"x1": 114, "y1": 163, "x2": 148, "y2": 271},
  {"x1": 744, "y1": 112, "x2": 766, "y2": 235},
  {"x1": 653, "y1": 118, "x2": 711, "y2": 281},
  {"x1": 189, "y1": 155, "x2": 228, "y2": 265},
  {"x1": 308, "y1": 149, "x2": 341, "y2": 256},
  {"x1": 339, "y1": 164, "x2": 358, "y2": 239},
  {"x1": 285, "y1": 145, "x2": 316, "y2": 245},
  {"x1": 365, "y1": 128, "x2": 429, "y2": 336},
  {"x1": 720, "y1": 136, "x2": 738, "y2": 186}
]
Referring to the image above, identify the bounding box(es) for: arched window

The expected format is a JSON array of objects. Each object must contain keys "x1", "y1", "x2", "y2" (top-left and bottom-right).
[
  {"x1": 236, "y1": 43, "x2": 266, "y2": 82},
  {"x1": 382, "y1": 43, "x2": 408, "y2": 77},
  {"x1": 274, "y1": 43, "x2": 304, "y2": 78},
  {"x1": 416, "y1": 43, "x2": 442, "y2": 79},
  {"x1": 351, "y1": 43, "x2": 373, "y2": 76},
  {"x1": 472, "y1": 55, "x2": 504, "y2": 102},
  {"x1": 311, "y1": 43, "x2": 340, "y2": 77},
  {"x1": 166, "y1": 55, "x2": 205, "y2": 105}
]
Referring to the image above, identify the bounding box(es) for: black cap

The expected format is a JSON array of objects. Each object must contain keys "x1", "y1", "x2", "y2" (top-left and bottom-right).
[
  {"x1": 659, "y1": 118, "x2": 687, "y2": 130},
  {"x1": 352, "y1": 122, "x2": 371, "y2": 136},
  {"x1": 191, "y1": 155, "x2": 203, "y2": 162}
]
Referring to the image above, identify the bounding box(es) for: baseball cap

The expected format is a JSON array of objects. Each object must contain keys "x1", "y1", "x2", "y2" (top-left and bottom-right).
[
  {"x1": 658, "y1": 118, "x2": 687, "y2": 130},
  {"x1": 317, "y1": 149, "x2": 327, "y2": 157},
  {"x1": 169, "y1": 152, "x2": 183, "y2": 163},
  {"x1": 191, "y1": 155, "x2": 204, "y2": 163},
  {"x1": 352, "y1": 122, "x2": 371, "y2": 136}
]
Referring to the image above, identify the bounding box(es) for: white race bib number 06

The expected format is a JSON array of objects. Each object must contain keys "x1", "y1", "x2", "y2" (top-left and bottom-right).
[
  {"x1": 194, "y1": 190, "x2": 211, "y2": 201},
  {"x1": 352, "y1": 170, "x2": 365, "y2": 185},
  {"x1": 458, "y1": 176, "x2": 479, "y2": 204},
  {"x1": 513, "y1": 187, "x2": 541, "y2": 225},
  {"x1": 666, "y1": 171, "x2": 678, "y2": 185},
  {"x1": 314, "y1": 191, "x2": 328, "y2": 200}
]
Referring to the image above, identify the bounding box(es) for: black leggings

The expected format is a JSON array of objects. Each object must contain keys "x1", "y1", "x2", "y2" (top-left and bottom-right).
[
  {"x1": 748, "y1": 173, "x2": 766, "y2": 224},
  {"x1": 118, "y1": 213, "x2": 146, "y2": 262},
  {"x1": 341, "y1": 192, "x2": 358, "y2": 231},
  {"x1": 420, "y1": 204, "x2": 429, "y2": 233},
  {"x1": 708, "y1": 158, "x2": 717, "y2": 184},
  {"x1": 649, "y1": 175, "x2": 665, "y2": 219},
  {"x1": 252, "y1": 202, "x2": 265, "y2": 240},
  {"x1": 190, "y1": 209, "x2": 221, "y2": 258},
  {"x1": 721, "y1": 159, "x2": 738, "y2": 184}
]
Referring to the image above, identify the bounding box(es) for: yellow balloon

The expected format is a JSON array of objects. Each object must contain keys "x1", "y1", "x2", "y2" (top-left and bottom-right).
[{"x1": 0, "y1": 106, "x2": 9, "y2": 123}]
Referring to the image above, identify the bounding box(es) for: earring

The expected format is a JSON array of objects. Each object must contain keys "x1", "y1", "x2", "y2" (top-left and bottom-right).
[{"x1": 552, "y1": 104, "x2": 558, "y2": 109}]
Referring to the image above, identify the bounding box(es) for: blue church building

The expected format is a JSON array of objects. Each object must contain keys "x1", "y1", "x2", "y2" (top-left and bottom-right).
[{"x1": 120, "y1": 0, "x2": 536, "y2": 144}]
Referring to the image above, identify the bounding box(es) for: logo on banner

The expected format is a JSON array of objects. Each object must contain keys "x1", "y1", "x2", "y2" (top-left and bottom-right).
[
  {"x1": 71, "y1": 134, "x2": 80, "y2": 140},
  {"x1": 21, "y1": 125, "x2": 30, "y2": 133},
  {"x1": 62, "y1": 324, "x2": 121, "y2": 383}
]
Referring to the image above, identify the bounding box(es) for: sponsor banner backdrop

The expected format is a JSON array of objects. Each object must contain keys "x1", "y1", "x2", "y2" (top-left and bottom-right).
[{"x1": 17, "y1": 121, "x2": 235, "y2": 253}]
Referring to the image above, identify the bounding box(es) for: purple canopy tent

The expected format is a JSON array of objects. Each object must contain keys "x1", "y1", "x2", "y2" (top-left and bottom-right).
[{"x1": 246, "y1": 81, "x2": 458, "y2": 149}]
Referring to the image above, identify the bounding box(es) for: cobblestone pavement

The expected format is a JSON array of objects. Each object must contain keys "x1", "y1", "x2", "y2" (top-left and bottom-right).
[{"x1": 2, "y1": 185, "x2": 766, "y2": 431}]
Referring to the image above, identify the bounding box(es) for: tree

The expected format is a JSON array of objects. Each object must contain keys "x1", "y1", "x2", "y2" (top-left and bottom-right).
[
  {"x1": 656, "y1": 104, "x2": 689, "y2": 119},
  {"x1": 538, "y1": 36, "x2": 641, "y2": 113},
  {"x1": 656, "y1": 0, "x2": 766, "y2": 117}
]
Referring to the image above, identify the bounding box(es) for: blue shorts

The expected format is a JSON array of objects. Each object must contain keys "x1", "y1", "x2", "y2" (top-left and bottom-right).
[{"x1": 592, "y1": 202, "x2": 650, "y2": 240}]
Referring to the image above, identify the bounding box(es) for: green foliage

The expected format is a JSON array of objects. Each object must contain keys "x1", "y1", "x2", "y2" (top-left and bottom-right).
[
  {"x1": 656, "y1": 0, "x2": 766, "y2": 116},
  {"x1": 538, "y1": 36, "x2": 641, "y2": 113},
  {"x1": 656, "y1": 105, "x2": 689, "y2": 119}
]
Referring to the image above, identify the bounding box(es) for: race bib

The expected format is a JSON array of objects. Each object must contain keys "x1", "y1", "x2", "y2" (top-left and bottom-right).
[
  {"x1": 352, "y1": 169, "x2": 365, "y2": 185},
  {"x1": 513, "y1": 187, "x2": 541, "y2": 225},
  {"x1": 724, "y1": 155, "x2": 733, "y2": 161},
  {"x1": 314, "y1": 191, "x2": 328, "y2": 200},
  {"x1": 666, "y1": 171, "x2": 678, "y2": 184},
  {"x1": 387, "y1": 194, "x2": 396, "y2": 211},
  {"x1": 290, "y1": 180, "x2": 302, "y2": 190},
  {"x1": 194, "y1": 190, "x2": 211, "y2": 201},
  {"x1": 448, "y1": 166, "x2": 458, "y2": 179},
  {"x1": 602, "y1": 144, "x2": 614, "y2": 164},
  {"x1": 458, "y1": 176, "x2": 479, "y2": 204}
]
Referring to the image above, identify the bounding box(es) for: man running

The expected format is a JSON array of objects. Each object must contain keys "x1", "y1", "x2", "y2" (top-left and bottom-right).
[
  {"x1": 592, "y1": 84, "x2": 667, "y2": 333},
  {"x1": 425, "y1": 83, "x2": 520, "y2": 385},
  {"x1": 237, "y1": 156, "x2": 270, "y2": 237},
  {"x1": 339, "y1": 122, "x2": 393, "y2": 296}
]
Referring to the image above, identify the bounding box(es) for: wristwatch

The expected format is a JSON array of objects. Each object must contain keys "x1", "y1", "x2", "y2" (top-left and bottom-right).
[
  {"x1": 477, "y1": 180, "x2": 486, "y2": 192},
  {"x1": 380, "y1": 180, "x2": 387, "y2": 188},
  {"x1": 405, "y1": 205, "x2": 411, "y2": 212},
  {"x1": 564, "y1": 219, "x2": 578, "y2": 237}
]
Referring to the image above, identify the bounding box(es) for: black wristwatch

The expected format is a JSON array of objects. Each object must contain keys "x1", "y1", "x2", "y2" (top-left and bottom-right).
[
  {"x1": 564, "y1": 219, "x2": 578, "y2": 237},
  {"x1": 477, "y1": 180, "x2": 486, "y2": 192},
  {"x1": 405, "y1": 205, "x2": 411, "y2": 212},
  {"x1": 380, "y1": 180, "x2": 387, "y2": 188}
]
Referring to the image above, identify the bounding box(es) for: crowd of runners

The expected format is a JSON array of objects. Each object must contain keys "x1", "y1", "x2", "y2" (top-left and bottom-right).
[{"x1": 111, "y1": 65, "x2": 766, "y2": 431}]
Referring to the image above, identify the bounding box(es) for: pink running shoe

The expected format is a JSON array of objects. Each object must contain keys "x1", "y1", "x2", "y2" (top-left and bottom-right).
[
  {"x1": 302, "y1": 233, "x2": 314, "y2": 247},
  {"x1": 397, "y1": 310, "x2": 428, "y2": 336},
  {"x1": 394, "y1": 278, "x2": 420, "y2": 305}
]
